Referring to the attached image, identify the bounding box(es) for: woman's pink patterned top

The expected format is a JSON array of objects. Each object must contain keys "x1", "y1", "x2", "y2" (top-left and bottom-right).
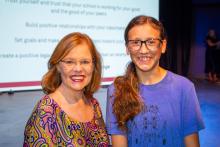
[{"x1": 23, "y1": 95, "x2": 109, "y2": 147}]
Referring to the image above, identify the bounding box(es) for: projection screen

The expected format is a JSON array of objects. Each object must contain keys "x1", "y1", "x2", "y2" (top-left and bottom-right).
[{"x1": 0, "y1": 0, "x2": 159, "y2": 92}]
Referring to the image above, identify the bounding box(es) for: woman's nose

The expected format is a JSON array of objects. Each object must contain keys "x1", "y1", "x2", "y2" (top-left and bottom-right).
[{"x1": 72, "y1": 63, "x2": 83, "y2": 72}]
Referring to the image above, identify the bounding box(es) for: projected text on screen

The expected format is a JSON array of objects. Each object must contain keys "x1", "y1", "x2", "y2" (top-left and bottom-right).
[{"x1": 0, "y1": 0, "x2": 159, "y2": 92}]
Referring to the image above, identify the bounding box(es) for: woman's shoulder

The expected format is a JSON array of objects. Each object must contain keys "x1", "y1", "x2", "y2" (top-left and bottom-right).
[
  {"x1": 90, "y1": 97, "x2": 99, "y2": 105},
  {"x1": 90, "y1": 97, "x2": 103, "y2": 111},
  {"x1": 90, "y1": 98, "x2": 104, "y2": 118},
  {"x1": 25, "y1": 95, "x2": 56, "y2": 127},
  {"x1": 37, "y1": 95, "x2": 56, "y2": 108},
  {"x1": 33, "y1": 95, "x2": 57, "y2": 117}
]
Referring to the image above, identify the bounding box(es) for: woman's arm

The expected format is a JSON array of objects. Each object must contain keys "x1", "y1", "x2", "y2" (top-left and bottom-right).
[
  {"x1": 111, "y1": 134, "x2": 128, "y2": 147},
  {"x1": 184, "y1": 133, "x2": 200, "y2": 147},
  {"x1": 207, "y1": 39, "x2": 217, "y2": 47}
]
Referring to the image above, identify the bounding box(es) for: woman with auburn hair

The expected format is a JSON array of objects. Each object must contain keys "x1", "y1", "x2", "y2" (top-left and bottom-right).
[
  {"x1": 106, "y1": 15, "x2": 204, "y2": 147},
  {"x1": 24, "y1": 32, "x2": 109, "y2": 146}
]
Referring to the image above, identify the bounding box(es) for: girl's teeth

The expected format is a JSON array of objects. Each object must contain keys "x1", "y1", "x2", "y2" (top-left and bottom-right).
[{"x1": 140, "y1": 57, "x2": 150, "y2": 61}]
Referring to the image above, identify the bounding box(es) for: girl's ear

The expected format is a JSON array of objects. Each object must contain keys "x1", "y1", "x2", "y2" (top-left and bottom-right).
[
  {"x1": 126, "y1": 46, "x2": 130, "y2": 55},
  {"x1": 161, "y1": 40, "x2": 167, "y2": 54}
]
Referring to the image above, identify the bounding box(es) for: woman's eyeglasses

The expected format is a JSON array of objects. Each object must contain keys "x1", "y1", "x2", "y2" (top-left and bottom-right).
[{"x1": 60, "y1": 59, "x2": 93, "y2": 69}]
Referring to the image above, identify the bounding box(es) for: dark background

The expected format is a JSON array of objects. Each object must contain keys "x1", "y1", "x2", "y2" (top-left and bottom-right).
[{"x1": 159, "y1": 0, "x2": 220, "y2": 78}]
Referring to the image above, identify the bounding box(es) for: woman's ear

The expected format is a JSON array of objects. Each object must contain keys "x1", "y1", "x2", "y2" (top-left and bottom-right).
[
  {"x1": 161, "y1": 40, "x2": 167, "y2": 54},
  {"x1": 56, "y1": 64, "x2": 61, "y2": 73}
]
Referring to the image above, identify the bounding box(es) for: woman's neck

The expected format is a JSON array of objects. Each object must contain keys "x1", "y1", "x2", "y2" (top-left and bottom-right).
[{"x1": 55, "y1": 86, "x2": 86, "y2": 105}]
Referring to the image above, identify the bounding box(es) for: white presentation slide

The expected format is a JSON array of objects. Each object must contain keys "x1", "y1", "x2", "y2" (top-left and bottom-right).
[{"x1": 0, "y1": 0, "x2": 159, "y2": 92}]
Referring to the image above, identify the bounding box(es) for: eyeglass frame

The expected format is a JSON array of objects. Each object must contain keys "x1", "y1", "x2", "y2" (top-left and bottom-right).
[{"x1": 126, "y1": 38, "x2": 163, "y2": 52}]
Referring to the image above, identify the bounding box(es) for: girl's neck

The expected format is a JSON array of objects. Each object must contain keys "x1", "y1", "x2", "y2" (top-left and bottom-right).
[{"x1": 137, "y1": 66, "x2": 167, "y2": 85}]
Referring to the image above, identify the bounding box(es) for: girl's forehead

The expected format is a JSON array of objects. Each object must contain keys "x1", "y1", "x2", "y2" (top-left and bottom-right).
[{"x1": 128, "y1": 24, "x2": 160, "y2": 38}]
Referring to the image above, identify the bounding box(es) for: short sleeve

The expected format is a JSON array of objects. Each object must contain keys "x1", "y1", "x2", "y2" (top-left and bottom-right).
[
  {"x1": 106, "y1": 84, "x2": 126, "y2": 135},
  {"x1": 182, "y1": 83, "x2": 205, "y2": 136},
  {"x1": 23, "y1": 98, "x2": 57, "y2": 146}
]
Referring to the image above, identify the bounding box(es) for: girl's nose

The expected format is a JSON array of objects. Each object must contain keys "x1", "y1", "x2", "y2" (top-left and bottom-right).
[{"x1": 139, "y1": 43, "x2": 150, "y2": 53}]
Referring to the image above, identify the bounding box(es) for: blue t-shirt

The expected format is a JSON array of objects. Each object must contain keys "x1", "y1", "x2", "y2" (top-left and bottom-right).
[{"x1": 106, "y1": 71, "x2": 205, "y2": 147}]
